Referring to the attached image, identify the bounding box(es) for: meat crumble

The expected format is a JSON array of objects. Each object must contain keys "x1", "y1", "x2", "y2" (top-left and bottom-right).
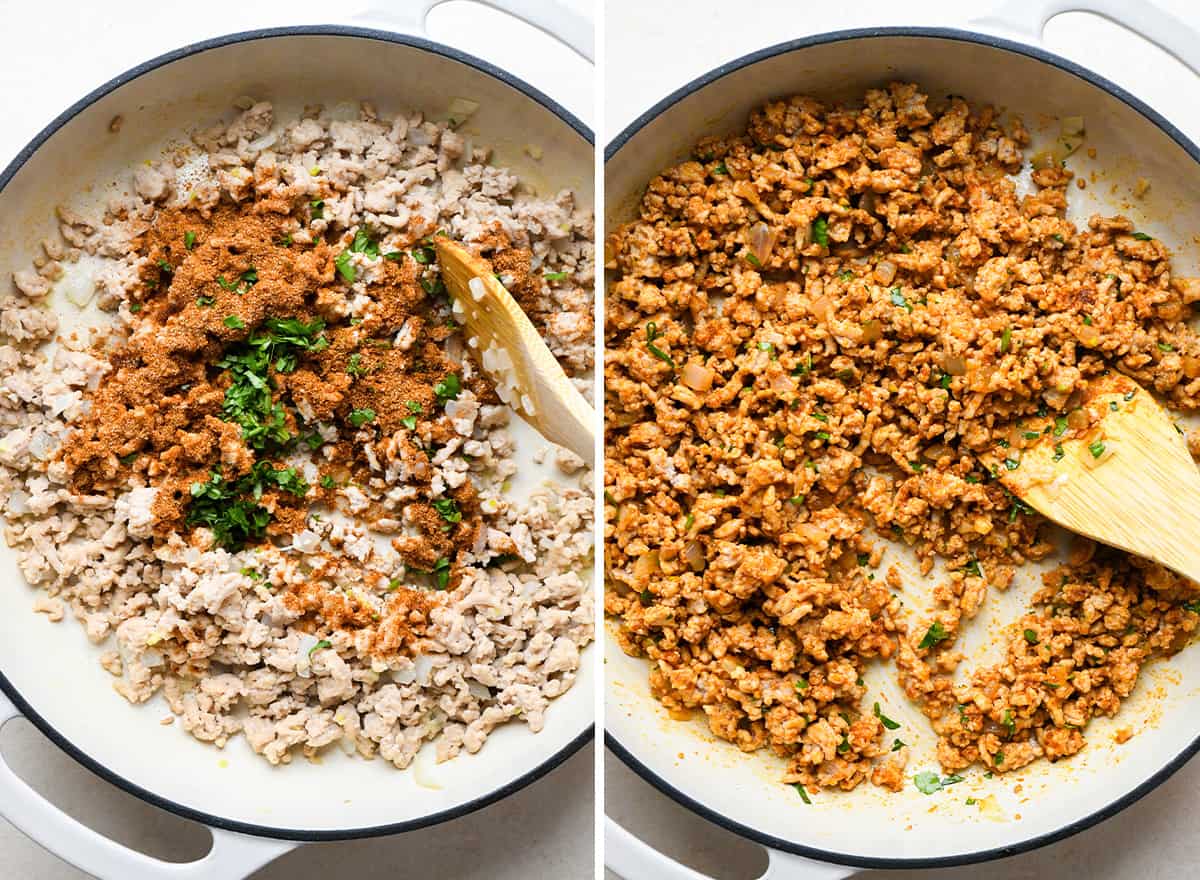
[
  {"x1": 0, "y1": 98, "x2": 594, "y2": 768},
  {"x1": 605, "y1": 83, "x2": 1200, "y2": 795}
]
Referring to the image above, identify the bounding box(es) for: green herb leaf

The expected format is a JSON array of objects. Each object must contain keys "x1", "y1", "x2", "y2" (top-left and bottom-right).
[
  {"x1": 434, "y1": 373, "x2": 462, "y2": 405},
  {"x1": 349, "y1": 227, "x2": 380, "y2": 259},
  {"x1": 196, "y1": 295, "x2": 214, "y2": 307},
  {"x1": 224, "y1": 315, "x2": 246, "y2": 330},
  {"x1": 184, "y1": 231, "x2": 196, "y2": 250},
  {"x1": 544, "y1": 271, "x2": 569, "y2": 281},
  {"x1": 308, "y1": 638, "x2": 332, "y2": 658},
  {"x1": 1000, "y1": 326, "x2": 1012, "y2": 354},
  {"x1": 320, "y1": 475, "x2": 336, "y2": 489},
  {"x1": 349, "y1": 407, "x2": 376, "y2": 427},
  {"x1": 334, "y1": 249, "x2": 356, "y2": 284},
  {"x1": 873, "y1": 702, "x2": 901, "y2": 730},
  {"x1": 1053, "y1": 415, "x2": 1068, "y2": 437},
  {"x1": 914, "y1": 771, "x2": 964, "y2": 795},
  {"x1": 1088, "y1": 440, "x2": 1106, "y2": 459},
  {"x1": 1132, "y1": 231, "x2": 1152, "y2": 241},
  {"x1": 1158, "y1": 341, "x2": 1175, "y2": 352},
  {"x1": 892, "y1": 738, "x2": 906, "y2": 751},
  {"x1": 812, "y1": 216, "x2": 829, "y2": 248},
  {"x1": 918, "y1": 621, "x2": 949, "y2": 650},
  {"x1": 794, "y1": 783, "x2": 811, "y2": 804},
  {"x1": 432, "y1": 497, "x2": 462, "y2": 525},
  {"x1": 310, "y1": 200, "x2": 324, "y2": 220},
  {"x1": 401, "y1": 415, "x2": 417, "y2": 430},
  {"x1": 889, "y1": 287, "x2": 912, "y2": 313}
]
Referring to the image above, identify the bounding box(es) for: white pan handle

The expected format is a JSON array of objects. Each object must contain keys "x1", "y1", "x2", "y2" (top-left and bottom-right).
[
  {"x1": 975, "y1": 0, "x2": 1200, "y2": 74},
  {"x1": 605, "y1": 817, "x2": 856, "y2": 880},
  {"x1": 354, "y1": 0, "x2": 594, "y2": 62},
  {"x1": 0, "y1": 693, "x2": 295, "y2": 880}
]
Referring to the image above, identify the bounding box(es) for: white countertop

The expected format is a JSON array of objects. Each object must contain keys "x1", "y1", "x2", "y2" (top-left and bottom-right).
[
  {"x1": 604, "y1": 0, "x2": 1200, "y2": 877},
  {"x1": 0, "y1": 0, "x2": 593, "y2": 877}
]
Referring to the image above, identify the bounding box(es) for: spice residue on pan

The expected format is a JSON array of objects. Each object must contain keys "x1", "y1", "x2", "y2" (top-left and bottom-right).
[
  {"x1": 0, "y1": 98, "x2": 594, "y2": 768},
  {"x1": 605, "y1": 82, "x2": 1200, "y2": 796}
]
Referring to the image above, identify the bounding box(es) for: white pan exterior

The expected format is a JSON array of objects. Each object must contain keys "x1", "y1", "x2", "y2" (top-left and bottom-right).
[
  {"x1": 0, "y1": 27, "x2": 594, "y2": 840},
  {"x1": 606, "y1": 27, "x2": 1200, "y2": 869}
]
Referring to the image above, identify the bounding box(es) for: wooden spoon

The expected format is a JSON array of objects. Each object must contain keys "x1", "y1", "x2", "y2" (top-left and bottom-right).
[
  {"x1": 988, "y1": 372, "x2": 1200, "y2": 583},
  {"x1": 434, "y1": 237, "x2": 595, "y2": 467}
]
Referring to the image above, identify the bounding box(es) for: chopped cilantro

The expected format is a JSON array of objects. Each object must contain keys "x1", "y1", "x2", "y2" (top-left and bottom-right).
[
  {"x1": 874, "y1": 702, "x2": 901, "y2": 730},
  {"x1": 918, "y1": 621, "x2": 949, "y2": 650},
  {"x1": 223, "y1": 315, "x2": 245, "y2": 330},
  {"x1": 434, "y1": 373, "x2": 462, "y2": 405},
  {"x1": 346, "y1": 353, "x2": 367, "y2": 378},
  {"x1": 308, "y1": 638, "x2": 332, "y2": 658},
  {"x1": 1024, "y1": 628, "x2": 1039, "y2": 644},
  {"x1": 319, "y1": 475, "x2": 336, "y2": 489},
  {"x1": 349, "y1": 226, "x2": 380, "y2": 259},
  {"x1": 185, "y1": 462, "x2": 308, "y2": 550},
  {"x1": 184, "y1": 231, "x2": 196, "y2": 250},
  {"x1": 432, "y1": 498, "x2": 462, "y2": 525},
  {"x1": 889, "y1": 287, "x2": 913, "y2": 313},
  {"x1": 1132, "y1": 231, "x2": 1152, "y2": 241},
  {"x1": 544, "y1": 271, "x2": 569, "y2": 281},
  {"x1": 812, "y1": 216, "x2": 829, "y2": 247},
  {"x1": 349, "y1": 407, "x2": 376, "y2": 427},
  {"x1": 334, "y1": 249, "x2": 356, "y2": 284},
  {"x1": 914, "y1": 771, "x2": 964, "y2": 795}
]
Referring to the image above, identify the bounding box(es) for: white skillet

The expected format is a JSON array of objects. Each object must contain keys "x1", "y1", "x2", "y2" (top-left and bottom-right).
[
  {"x1": 605, "y1": 0, "x2": 1200, "y2": 876},
  {"x1": 0, "y1": 4, "x2": 594, "y2": 879}
]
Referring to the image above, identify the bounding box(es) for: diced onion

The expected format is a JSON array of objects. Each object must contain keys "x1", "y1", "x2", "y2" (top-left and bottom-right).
[
  {"x1": 874, "y1": 260, "x2": 897, "y2": 285},
  {"x1": 749, "y1": 221, "x2": 778, "y2": 267},
  {"x1": 447, "y1": 97, "x2": 481, "y2": 121},
  {"x1": 1060, "y1": 116, "x2": 1085, "y2": 137},
  {"x1": 942, "y1": 354, "x2": 967, "y2": 376},
  {"x1": 633, "y1": 550, "x2": 660, "y2": 580},
  {"x1": 809, "y1": 295, "x2": 833, "y2": 323},
  {"x1": 683, "y1": 540, "x2": 706, "y2": 571},
  {"x1": 681, "y1": 363, "x2": 715, "y2": 391},
  {"x1": 860, "y1": 319, "x2": 882, "y2": 343}
]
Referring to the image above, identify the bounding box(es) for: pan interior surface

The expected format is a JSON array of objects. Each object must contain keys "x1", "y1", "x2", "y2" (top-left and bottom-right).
[
  {"x1": 605, "y1": 30, "x2": 1200, "y2": 866},
  {"x1": 0, "y1": 30, "x2": 594, "y2": 837}
]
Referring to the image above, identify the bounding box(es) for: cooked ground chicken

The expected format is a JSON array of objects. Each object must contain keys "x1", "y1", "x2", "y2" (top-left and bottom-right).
[
  {"x1": 1, "y1": 99, "x2": 593, "y2": 768},
  {"x1": 604, "y1": 83, "x2": 1200, "y2": 794}
]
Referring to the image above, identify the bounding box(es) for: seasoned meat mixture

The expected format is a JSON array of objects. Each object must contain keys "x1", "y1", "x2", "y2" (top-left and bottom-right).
[
  {"x1": 605, "y1": 83, "x2": 1200, "y2": 795},
  {"x1": 1, "y1": 98, "x2": 594, "y2": 768}
]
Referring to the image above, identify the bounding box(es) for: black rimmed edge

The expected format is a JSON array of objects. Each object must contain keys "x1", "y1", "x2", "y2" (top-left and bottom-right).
[
  {"x1": 0, "y1": 23, "x2": 592, "y2": 843},
  {"x1": 605, "y1": 24, "x2": 1200, "y2": 871}
]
